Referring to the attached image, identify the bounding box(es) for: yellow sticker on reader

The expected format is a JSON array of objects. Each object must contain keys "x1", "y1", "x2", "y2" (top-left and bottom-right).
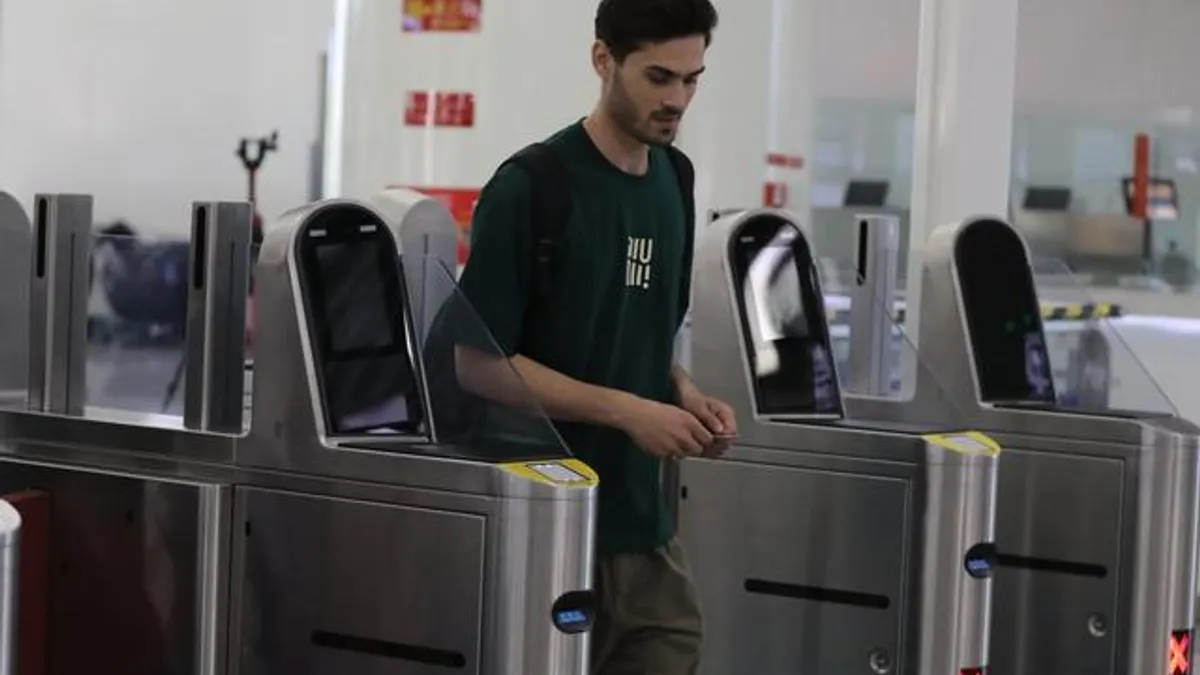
[
  {"x1": 499, "y1": 458, "x2": 600, "y2": 487},
  {"x1": 922, "y1": 431, "x2": 1002, "y2": 457}
]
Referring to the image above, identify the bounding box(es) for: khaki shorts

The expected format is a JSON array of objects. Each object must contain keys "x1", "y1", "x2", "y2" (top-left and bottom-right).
[{"x1": 591, "y1": 537, "x2": 704, "y2": 675}]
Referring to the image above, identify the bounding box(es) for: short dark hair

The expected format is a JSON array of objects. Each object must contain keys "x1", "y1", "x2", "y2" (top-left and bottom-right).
[{"x1": 595, "y1": 0, "x2": 719, "y2": 62}]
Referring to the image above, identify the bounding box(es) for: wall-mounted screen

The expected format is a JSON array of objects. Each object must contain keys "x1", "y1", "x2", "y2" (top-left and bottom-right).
[
  {"x1": 298, "y1": 208, "x2": 424, "y2": 435},
  {"x1": 1122, "y1": 177, "x2": 1179, "y2": 221},
  {"x1": 728, "y1": 215, "x2": 843, "y2": 417},
  {"x1": 1022, "y1": 186, "x2": 1072, "y2": 211},
  {"x1": 954, "y1": 219, "x2": 1056, "y2": 404},
  {"x1": 844, "y1": 181, "x2": 889, "y2": 208}
]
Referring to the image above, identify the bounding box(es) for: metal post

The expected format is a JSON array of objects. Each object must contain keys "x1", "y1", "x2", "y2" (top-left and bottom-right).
[
  {"x1": 184, "y1": 202, "x2": 252, "y2": 433},
  {"x1": 27, "y1": 194, "x2": 93, "y2": 415},
  {"x1": 0, "y1": 194, "x2": 31, "y2": 405},
  {"x1": 0, "y1": 499, "x2": 21, "y2": 675},
  {"x1": 847, "y1": 214, "x2": 900, "y2": 396}
]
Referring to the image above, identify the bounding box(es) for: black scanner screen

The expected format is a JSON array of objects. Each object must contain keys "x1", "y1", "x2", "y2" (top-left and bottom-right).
[
  {"x1": 954, "y1": 220, "x2": 1056, "y2": 404},
  {"x1": 298, "y1": 211, "x2": 423, "y2": 435},
  {"x1": 729, "y1": 216, "x2": 842, "y2": 417}
]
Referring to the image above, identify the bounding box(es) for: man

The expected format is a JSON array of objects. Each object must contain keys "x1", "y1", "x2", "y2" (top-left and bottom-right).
[{"x1": 457, "y1": 0, "x2": 733, "y2": 673}]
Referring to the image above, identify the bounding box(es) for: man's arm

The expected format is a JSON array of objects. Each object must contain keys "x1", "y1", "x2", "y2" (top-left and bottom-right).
[
  {"x1": 671, "y1": 361, "x2": 700, "y2": 402},
  {"x1": 455, "y1": 347, "x2": 634, "y2": 428}
]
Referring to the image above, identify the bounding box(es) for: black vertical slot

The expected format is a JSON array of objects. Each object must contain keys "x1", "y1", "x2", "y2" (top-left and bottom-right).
[
  {"x1": 192, "y1": 206, "x2": 208, "y2": 290},
  {"x1": 35, "y1": 198, "x2": 47, "y2": 278},
  {"x1": 856, "y1": 219, "x2": 869, "y2": 285}
]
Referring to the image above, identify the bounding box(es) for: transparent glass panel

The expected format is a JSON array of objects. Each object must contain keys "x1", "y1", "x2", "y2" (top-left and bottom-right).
[
  {"x1": 0, "y1": 195, "x2": 31, "y2": 411},
  {"x1": 819, "y1": 255, "x2": 968, "y2": 424},
  {"x1": 87, "y1": 231, "x2": 190, "y2": 416},
  {"x1": 1030, "y1": 257, "x2": 1177, "y2": 416},
  {"x1": 411, "y1": 255, "x2": 570, "y2": 461}
]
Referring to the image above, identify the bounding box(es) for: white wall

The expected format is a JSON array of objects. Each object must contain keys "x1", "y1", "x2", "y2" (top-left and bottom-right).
[
  {"x1": 3, "y1": 0, "x2": 1198, "y2": 238},
  {"x1": 0, "y1": 0, "x2": 332, "y2": 237}
]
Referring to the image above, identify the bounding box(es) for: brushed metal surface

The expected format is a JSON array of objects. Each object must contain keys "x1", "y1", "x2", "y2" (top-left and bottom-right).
[
  {"x1": 0, "y1": 458, "x2": 228, "y2": 675},
  {"x1": 27, "y1": 194, "x2": 93, "y2": 416},
  {"x1": 683, "y1": 209, "x2": 998, "y2": 674},
  {"x1": 184, "y1": 201, "x2": 252, "y2": 433},
  {"x1": 845, "y1": 216, "x2": 1200, "y2": 675},
  {"x1": 0, "y1": 499, "x2": 20, "y2": 675}
]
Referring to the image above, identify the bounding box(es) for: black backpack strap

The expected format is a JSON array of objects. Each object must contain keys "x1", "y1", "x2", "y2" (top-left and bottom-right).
[
  {"x1": 497, "y1": 142, "x2": 572, "y2": 308},
  {"x1": 664, "y1": 146, "x2": 697, "y2": 321}
]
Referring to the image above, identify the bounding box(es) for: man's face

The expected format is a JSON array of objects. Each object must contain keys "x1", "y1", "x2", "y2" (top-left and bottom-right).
[{"x1": 600, "y1": 36, "x2": 707, "y2": 147}]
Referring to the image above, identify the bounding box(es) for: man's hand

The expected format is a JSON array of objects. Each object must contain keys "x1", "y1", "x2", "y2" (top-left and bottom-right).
[
  {"x1": 613, "y1": 395, "x2": 714, "y2": 460},
  {"x1": 678, "y1": 384, "x2": 738, "y2": 457}
]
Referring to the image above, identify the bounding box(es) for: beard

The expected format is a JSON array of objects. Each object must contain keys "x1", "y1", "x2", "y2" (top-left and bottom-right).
[{"x1": 607, "y1": 72, "x2": 681, "y2": 147}]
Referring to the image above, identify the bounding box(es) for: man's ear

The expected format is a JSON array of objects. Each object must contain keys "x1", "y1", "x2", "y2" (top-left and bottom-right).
[{"x1": 591, "y1": 40, "x2": 612, "y2": 77}]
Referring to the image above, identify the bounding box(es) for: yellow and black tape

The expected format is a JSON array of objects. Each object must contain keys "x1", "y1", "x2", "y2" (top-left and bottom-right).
[{"x1": 826, "y1": 302, "x2": 1122, "y2": 325}]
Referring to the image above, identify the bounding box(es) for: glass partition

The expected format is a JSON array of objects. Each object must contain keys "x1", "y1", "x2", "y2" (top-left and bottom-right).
[
  {"x1": 1030, "y1": 256, "x2": 1177, "y2": 417},
  {"x1": 819, "y1": 256, "x2": 969, "y2": 427},
  {"x1": 411, "y1": 255, "x2": 571, "y2": 461}
]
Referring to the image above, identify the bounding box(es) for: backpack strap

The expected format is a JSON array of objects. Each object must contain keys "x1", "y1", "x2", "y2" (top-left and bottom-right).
[
  {"x1": 497, "y1": 142, "x2": 572, "y2": 310},
  {"x1": 664, "y1": 146, "x2": 697, "y2": 322}
]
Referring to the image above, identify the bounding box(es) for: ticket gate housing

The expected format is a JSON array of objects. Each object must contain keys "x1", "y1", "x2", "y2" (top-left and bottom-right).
[
  {"x1": 0, "y1": 194, "x2": 598, "y2": 675},
  {"x1": 676, "y1": 209, "x2": 999, "y2": 674},
  {"x1": 848, "y1": 217, "x2": 1200, "y2": 675}
]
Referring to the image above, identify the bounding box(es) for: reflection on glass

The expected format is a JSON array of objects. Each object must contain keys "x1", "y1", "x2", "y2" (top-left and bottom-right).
[
  {"x1": 87, "y1": 231, "x2": 190, "y2": 416},
  {"x1": 730, "y1": 216, "x2": 842, "y2": 417},
  {"x1": 411, "y1": 255, "x2": 570, "y2": 460},
  {"x1": 1031, "y1": 257, "x2": 1177, "y2": 417}
]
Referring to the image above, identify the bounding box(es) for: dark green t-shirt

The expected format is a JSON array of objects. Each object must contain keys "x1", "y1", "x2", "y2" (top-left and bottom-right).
[{"x1": 457, "y1": 121, "x2": 691, "y2": 556}]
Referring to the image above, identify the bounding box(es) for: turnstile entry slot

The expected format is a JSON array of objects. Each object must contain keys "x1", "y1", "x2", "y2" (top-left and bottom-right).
[
  {"x1": 743, "y1": 578, "x2": 892, "y2": 610},
  {"x1": 183, "y1": 201, "x2": 252, "y2": 432},
  {"x1": 993, "y1": 552, "x2": 1108, "y2": 578},
  {"x1": 310, "y1": 630, "x2": 468, "y2": 668},
  {"x1": 27, "y1": 194, "x2": 93, "y2": 416},
  {"x1": 847, "y1": 213, "x2": 900, "y2": 397}
]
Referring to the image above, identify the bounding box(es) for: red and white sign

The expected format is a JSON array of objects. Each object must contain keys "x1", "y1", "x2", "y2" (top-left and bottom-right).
[
  {"x1": 404, "y1": 91, "x2": 476, "y2": 128},
  {"x1": 763, "y1": 151, "x2": 804, "y2": 208},
  {"x1": 401, "y1": 0, "x2": 482, "y2": 32}
]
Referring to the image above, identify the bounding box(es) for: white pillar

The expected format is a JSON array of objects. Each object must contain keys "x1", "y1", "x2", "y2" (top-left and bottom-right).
[
  {"x1": 903, "y1": 0, "x2": 1020, "y2": 353},
  {"x1": 766, "y1": 0, "x2": 814, "y2": 224},
  {"x1": 680, "y1": 0, "x2": 774, "y2": 219}
]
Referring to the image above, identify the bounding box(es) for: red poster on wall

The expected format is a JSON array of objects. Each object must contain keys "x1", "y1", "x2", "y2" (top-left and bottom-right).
[
  {"x1": 404, "y1": 91, "x2": 475, "y2": 128},
  {"x1": 402, "y1": 0, "x2": 482, "y2": 32}
]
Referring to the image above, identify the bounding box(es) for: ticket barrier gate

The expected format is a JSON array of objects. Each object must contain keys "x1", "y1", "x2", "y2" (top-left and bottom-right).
[
  {"x1": 0, "y1": 193, "x2": 598, "y2": 675},
  {"x1": 846, "y1": 216, "x2": 1200, "y2": 675},
  {"x1": 677, "y1": 208, "x2": 1000, "y2": 674}
]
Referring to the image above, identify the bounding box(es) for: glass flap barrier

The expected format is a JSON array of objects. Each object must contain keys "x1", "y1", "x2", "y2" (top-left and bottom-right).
[
  {"x1": 820, "y1": 256, "x2": 969, "y2": 426},
  {"x1": 87, "y1": 230, "x2": 190, "y2": 417},
  {"x1": 1030, "y1": 257, "x2": 1177, "y2": 417},
  {"x1": 407, "y1": 254, "x2": 571, "y2": 461}
]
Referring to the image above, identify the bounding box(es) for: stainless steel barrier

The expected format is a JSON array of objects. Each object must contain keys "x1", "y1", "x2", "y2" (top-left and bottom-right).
[
  {"x1": 679, "y1": 208, "x2": 997, "y2": 674},
  {"x1": 847, "y1": 216, "x2": 1200, "y2": 675}
]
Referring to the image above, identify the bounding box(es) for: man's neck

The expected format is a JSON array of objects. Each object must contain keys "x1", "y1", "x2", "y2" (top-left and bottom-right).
[{"x1": 583, "y1": 110, "x2": 650, "y2": 176}]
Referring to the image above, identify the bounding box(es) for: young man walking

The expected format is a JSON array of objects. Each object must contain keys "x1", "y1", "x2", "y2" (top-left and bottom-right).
[{"x1": 457, "y1": 0, "x2": 733, "y2": 672}]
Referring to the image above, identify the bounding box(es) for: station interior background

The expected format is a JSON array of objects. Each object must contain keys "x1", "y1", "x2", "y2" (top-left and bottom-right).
[{"x1": 1, "y1": 0, "x2": 1200, "y2": 405}]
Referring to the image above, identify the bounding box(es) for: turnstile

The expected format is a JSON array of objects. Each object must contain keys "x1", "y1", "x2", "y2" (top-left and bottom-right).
[
  {"x1": 847, "y1": 216, "x2": 1200, "y2": 675},
  {"x1": 0, "y1": 193, "x2": 598, "y2": 674},
  {"x1": 677, "y1": 208, "x2": 999, "y2": 674}
]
